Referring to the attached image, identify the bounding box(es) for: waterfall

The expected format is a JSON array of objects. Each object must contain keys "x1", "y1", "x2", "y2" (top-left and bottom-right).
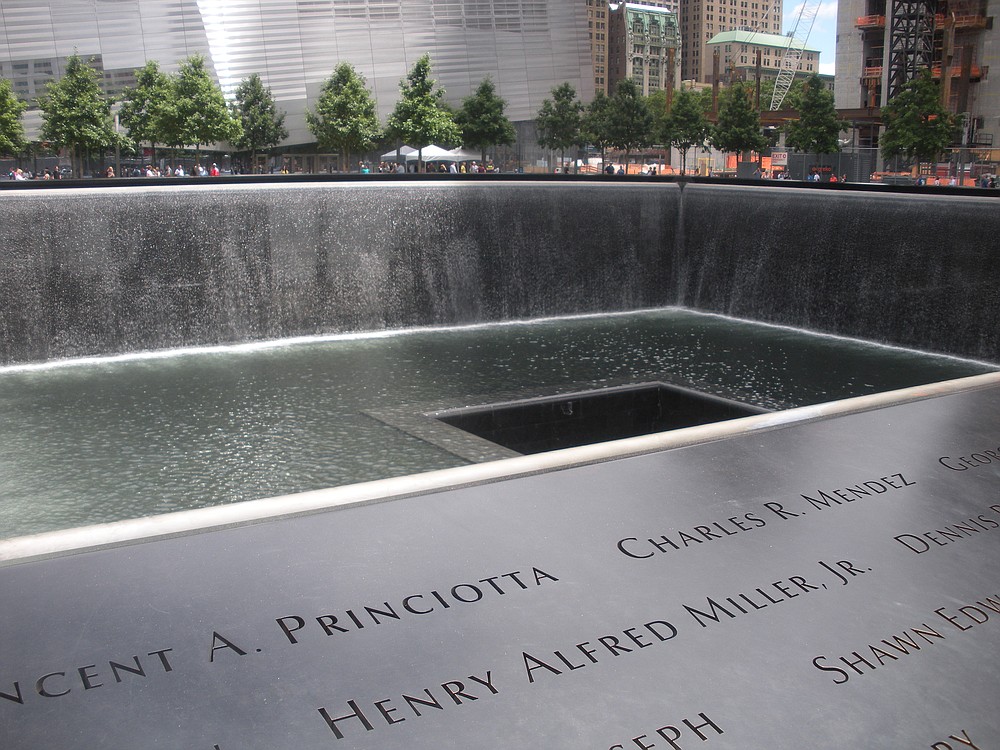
[{"x1": 0, "y1": 179, "x2": 996, "y2": 365}]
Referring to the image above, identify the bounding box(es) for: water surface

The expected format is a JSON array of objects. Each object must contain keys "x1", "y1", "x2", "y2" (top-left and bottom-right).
[{"x1": 0, "y1": 308, "x2": 993, "y2": 539}]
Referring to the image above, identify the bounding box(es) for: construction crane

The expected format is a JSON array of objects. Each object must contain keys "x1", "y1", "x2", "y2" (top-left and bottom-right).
[{"x1": 769, "y1": 0, "x2": 823, "y2": 109}]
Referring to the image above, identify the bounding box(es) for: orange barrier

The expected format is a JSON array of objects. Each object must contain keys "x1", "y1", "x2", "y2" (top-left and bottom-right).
[{"x1": 855, "y1": 15, "x2": 885, "y2": 28}]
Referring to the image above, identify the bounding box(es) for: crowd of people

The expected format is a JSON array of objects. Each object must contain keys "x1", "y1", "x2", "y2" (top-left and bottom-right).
[
  {"x1": 6, "y1": 162, "x2": 225, "y2": 180},
  {"x1": 112, "y1": 163, "x2": 223, "y2": 178},
  {"x1": 6, "y1": 167, "x2": 66, "y2": 180},
  {"x1": 363, "y1": 160, "x2": 499, "y2": 174},
  {"x1": 6, "y1": 160, "x2": 511, "y2": 179},
  {"x1": 7, "y1": 161, "x2": 999, "y2": 186}
]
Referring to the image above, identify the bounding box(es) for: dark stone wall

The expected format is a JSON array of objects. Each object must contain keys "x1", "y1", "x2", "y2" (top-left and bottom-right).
[
  {"x1": 678, "y1": 184, "x2": 1000, "y2": 362},
  {"x1": 0, "y1": 182, "x2": 679, "y2": 364},
  {"x1": 0, "y1": 179, "x2": 997, "y2": 365}
]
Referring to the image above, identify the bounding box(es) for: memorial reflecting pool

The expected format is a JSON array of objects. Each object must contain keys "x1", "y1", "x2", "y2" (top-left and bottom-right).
[{"x1": 0, "y1": 307, "x2": 994, "y2": 540}]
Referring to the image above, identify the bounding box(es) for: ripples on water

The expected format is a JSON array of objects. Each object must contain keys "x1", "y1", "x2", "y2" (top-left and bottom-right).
[{"x1": 0, "y1": 308, "x2": 993, "y2": 539}]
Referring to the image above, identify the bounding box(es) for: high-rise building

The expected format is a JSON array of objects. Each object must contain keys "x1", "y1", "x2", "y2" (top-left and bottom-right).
[
  {"x1": 589, "y1": 0, "x2": 680, "y2": 96},
  {"x1": 626, "y1": 0, "x2": 679, "y2": 10},
  {"x1": 586, "y1": 0, "x2": 612, "y2": 94},
  {"x1": 0, "y1": 0, "x2": 595, "y2": 154},
  {"x1": 608, "y1": 3, "x2": 682, "y2": 95},
  {"x1": 705, "y1": 29, "x2": 822, "y2": 84},
  {"x1": 680, "y1": 0, "x2": 783, "y2": 82},
  {"x1": 835, "y1": 0, "x2": 999, "y2": 150}
]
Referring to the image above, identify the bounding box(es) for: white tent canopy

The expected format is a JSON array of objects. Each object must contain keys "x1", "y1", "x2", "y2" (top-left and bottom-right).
[
  {"x1": 380, "y1": 145, "x2": 417, "y2": 161},
  {"x1": 446, "y1": 147, "x2": 481, "y2": 162},
  {"x1": 380, "y1": 144, "x2": 482, "y2": 164},
  {"x1": 380, "y1": 145, "x2": 482, "y2": 164},
  {"x1": 408, "y1": 145, "x2": 456, "y2": 162}
]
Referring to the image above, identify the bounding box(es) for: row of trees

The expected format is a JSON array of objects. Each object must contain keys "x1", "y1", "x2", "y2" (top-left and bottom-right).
[
  {"x1": 0, "y1": 51, "x2": 963, "y2": 175},
  {"x1": 0, "y1": 52, "x2": 516, "y2": 174},
  {"x1": 0, "y1": 54, "x2": 255, "y2": 175},
  {"x1": 536, "y1": 69, "x2": 961, "y2": 172},
  {"x1": 536, "y1": 75, "x2": 842, "y2": 173},
  {"x1": 308, "y1": 55, "x2": 515, "y2": 170}
]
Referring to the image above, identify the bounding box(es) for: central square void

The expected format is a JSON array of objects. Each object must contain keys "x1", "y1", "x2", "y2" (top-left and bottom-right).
[{"x1": 435, "y1": 383, "x2": 770, "y2": 455}]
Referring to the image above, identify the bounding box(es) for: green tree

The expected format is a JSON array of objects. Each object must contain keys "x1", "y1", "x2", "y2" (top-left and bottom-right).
[
  {"x1": 0, "y1": 78, "x2": 27, "y2": 156},
  {"x1": 582, "y1": 89, "x2": 614, "y2": 170},
  {"x1": 881, "y1": 69, "x2": 959, "y2": 164},
  {"x1": 606, "y1": 79, "x2": 654, "y2": 171},
  {"x1": 38, "y1": 54, "x2": 119, "y2": 176},
  {"x1": 699, "y1": 86, "x2": 717, "y2": 115},
  {"x1": 233, "y1": 73, "x2": 288, "y2": 168},
  {"x1": 646, "y1": 88, "x2": 671, "y2": 142},
  {"x1": 164, "y1": 54, "x2": 240, "y2": 167},
  {"x1": 456, "y1": 77, "x2": 516, "y2": 165},
  {"x1": 711, "y1": 81, "x2": 767, "y2": 157},
  {"x1": 759, "y1": 77, "x2": 805, "y2": 111},
  {"x1": 536, "y1": 82, "x2": 583, "y2": 171},
  {"x1": 118, "y1": 60, "x2": 171, "y2": 163},
  {"x1": 784, "y1": 74, "x2": 843, "y2": 154},
  {"x1": 306, "y1": 64, "x2": 379, "y2": 172},
  {"x1": 664, "y1": 89, "x2": 712, "y2": 175},
  {"x1": 385, "y1": 54, "x2": 461, "y2": 170}
]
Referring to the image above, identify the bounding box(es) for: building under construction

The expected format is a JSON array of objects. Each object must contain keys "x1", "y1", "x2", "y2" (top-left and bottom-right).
[{"x1": 835, "y1": 0, "x2": 999, "y2": 156}]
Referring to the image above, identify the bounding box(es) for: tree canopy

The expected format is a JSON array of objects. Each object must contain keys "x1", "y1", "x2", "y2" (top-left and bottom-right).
[
  {"x1": 306, "y1": 63, "x2": 380, "y2": 171},
  {"x1": 582, "y1": 89, "x2": 614, "y2": 166},
  {"x1": 455, "y1": 77, "x2": 516, "y2": 164},
  {"x1": 664, "y1": 88, "x2": 712, "y2": 174},
  {"x1": 645, "y1": 88, "x2": 671, "y2": 143},
  {"x1": 163, "y1": 54, "x2": 240, "y2": 156},
  {"x1": 606, "y1": 79, "x2": 654, "y2": 167},
  {"x1": 758, "y1": 77, "x2": 805, "y2": 112},
  {"x1": 118, "y1": 60, "x2": 171, "y2": 152},
  {"x1": 880, "y1": 69, "x2": 959, "y2": 163},
  {"x1": 711, "y1": 81, "x2": 766, "y2": 156},
  {"x1": 0, "y1": 78, "x2": 27, "y2": 156},
  {"x1": 536, "y1": 82, "x2": 583, "y2": 168},
  {"x1": 783, "y1": 73, "x2": 843, "y2": 154},
  {"x1": 233, "y1": 73, "x2": 288, "y2": 164},
  {"x1": 386, "y1": 55, "x2": 461, "y2": 164},
  {"x1": 38, "y1": 54, "x2": 119, "y2": 175}
]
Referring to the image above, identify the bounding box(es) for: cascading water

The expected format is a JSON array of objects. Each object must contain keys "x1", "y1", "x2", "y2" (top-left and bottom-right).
[
  {"x1": 1, "y1": 178, "x2": 996, "y2": 365},
  {"x1": 0, "y1": 181, "x2": 678, "y2": 364},
  {"x1": 679, "y1": 183, "x2": 1000, "y2": 360},
  {"x1": 0, "y1": 177, "x2": 996, "y2": 539}
]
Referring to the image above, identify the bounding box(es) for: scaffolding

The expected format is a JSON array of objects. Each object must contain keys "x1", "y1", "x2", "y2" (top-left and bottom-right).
[{"x1": 886, "y1": 0, "x2": 936, "y2": 100}]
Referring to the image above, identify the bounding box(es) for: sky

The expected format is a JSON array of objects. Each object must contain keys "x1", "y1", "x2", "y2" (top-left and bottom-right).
[{"x1": 783, "y1": 0, "x2": 838, "y2": 75}]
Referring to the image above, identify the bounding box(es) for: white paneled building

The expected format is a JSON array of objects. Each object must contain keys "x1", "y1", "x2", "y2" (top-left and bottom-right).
[{"x1": 0, "y1": 0, "x2": 595, "y2": 151}]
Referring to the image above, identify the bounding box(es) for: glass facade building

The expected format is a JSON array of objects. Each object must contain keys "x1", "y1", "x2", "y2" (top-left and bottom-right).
[{"x1": 0, "y1": 0, "x2": 595, "y2": 150}]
